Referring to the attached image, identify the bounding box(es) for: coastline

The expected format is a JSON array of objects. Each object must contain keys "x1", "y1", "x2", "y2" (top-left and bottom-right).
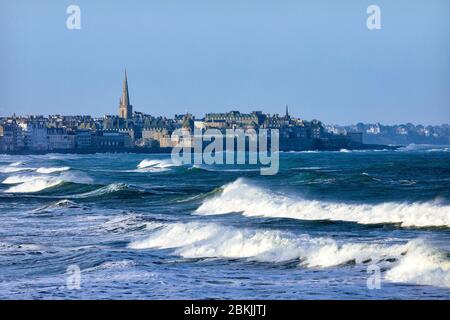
[{"x1": 0, "y1": 144, "x2": 401, "y2": 156}]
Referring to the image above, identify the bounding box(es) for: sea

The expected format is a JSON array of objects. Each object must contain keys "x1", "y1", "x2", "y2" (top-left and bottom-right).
[{"x1": 0, "y1": 145, "x2": 449, "y2": 299}]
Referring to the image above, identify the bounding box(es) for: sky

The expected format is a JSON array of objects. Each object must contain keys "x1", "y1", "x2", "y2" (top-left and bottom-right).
[{"x1": 0, "y1": 0, "x2": 449, "y2": 125}]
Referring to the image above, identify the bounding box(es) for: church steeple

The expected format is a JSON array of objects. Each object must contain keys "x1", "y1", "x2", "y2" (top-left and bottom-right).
[{"x1": 119, "y1": 69, "x2": 132, "y2": 119}]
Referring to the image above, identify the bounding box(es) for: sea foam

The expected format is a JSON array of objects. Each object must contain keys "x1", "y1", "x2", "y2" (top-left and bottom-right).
[
  {"x1": 36, "y1": 166, "x2": 70, "y2": 174},
  {"x1": 195, "y1": 179, "x2": 450, "y2": 228},
  {"x1": 2, "y1": 172, "x2": 92, "y2": 193},
  {"x1": 129, "y1": 222, "x2": 450, "y2": 288},
  {"x1": 0, "y1": 165, "x2": 32, "y2": 173},
  {"x1": 0, "y1": 162, "x2": 71, "y2": 174},
  {"x1": 136, "y1": 159, "x2": 180, "y2": 172},
  {"x1": 4, "y1": 176, "x2": 63, "y2": 193}
]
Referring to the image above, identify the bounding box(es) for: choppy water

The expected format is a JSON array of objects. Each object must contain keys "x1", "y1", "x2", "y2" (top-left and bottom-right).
[{"x1": 0, "y1": 146, "x2": 449, "y2": 299}]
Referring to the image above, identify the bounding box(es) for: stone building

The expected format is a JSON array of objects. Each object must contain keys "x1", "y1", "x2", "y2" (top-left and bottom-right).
[{"x1": 0, "y1": 120, "x2": 24, "y2": 151}]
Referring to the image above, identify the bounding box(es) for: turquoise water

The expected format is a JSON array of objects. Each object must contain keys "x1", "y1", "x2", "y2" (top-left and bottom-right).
[{"x1": 0, "y1": 147, "x2": 449, "y2": 299}]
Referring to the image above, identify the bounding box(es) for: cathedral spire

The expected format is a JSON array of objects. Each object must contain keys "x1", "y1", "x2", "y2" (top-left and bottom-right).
[
  {"x1": 119, "y1": 69, "x2": 132, "y2": 119},
  {"x1": 122, "y1": 69, "x2": 130, "y2": 106}
]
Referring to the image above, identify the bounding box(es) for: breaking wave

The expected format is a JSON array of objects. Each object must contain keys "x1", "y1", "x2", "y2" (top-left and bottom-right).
[
  {"x1": 0, "y1": 165, "x2": 32, "y2": 173},
  {"x1": 129, "y1": 222, "x2": 450, "y2": 288},
  {"x1": 3, "y1": 174, "x2": 43, "y2": 184},
  {"x1": 4, "y1": 176, "x2": 64, "y2": 193},
  {"x1": 0, "y1": 163, "x2": 70, "y2": 174},
  {"x1": 2, "y1": 172, "x2": 92, "y2": 193},
  {"x1": 36, "y1": 166, "x2": 70, "y2": 174},
  {"x1": 195, "y1": 179, "x2": 450, "y2": 228},
  {"x1": 136, "y1": 159, "x2": 180, "y2": 172}
]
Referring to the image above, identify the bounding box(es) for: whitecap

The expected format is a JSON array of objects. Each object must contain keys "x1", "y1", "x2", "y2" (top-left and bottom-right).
[
  {"x1": 0, "y1": 166, "x2": 33, "y2": 173},
  {"x1": 4, "y1": 177, "x2": 63, "y2": 193},
  {"x1": 129, "y1": 222, "x2": 450, "y2": 288},
  {"x1": 135, "y1": 159, "x2": 181, "y2": 172},
  {"x1": 195, "y1": 178, "x2": 450, "y2": 228},
  {"x1": 3, "y1": 171, "x2": 92, "y2": 193},
  {"x1": 36, "y1": 166, "x2": 70, "y2": 174}
]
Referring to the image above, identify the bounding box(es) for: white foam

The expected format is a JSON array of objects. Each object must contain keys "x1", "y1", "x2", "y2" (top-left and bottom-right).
[
  {"x1": 129, "y1": 222, "x2": 404, "y2": 265},
  {"x1": 36, "y1": 166, "x2": 70, "y2": 174},
  {"x1": 3, "y1": 172, "x2": 92, "y2": 193},
  {"x1": 0, "y1": 166, "x2": 32, "y2": 173},
  {"x1": 137, "y1": 159, "x2": 176, "y2": 169},
  {"x1": 195, "y1": 179, "x2": 450, "y2": 228},
  {"x1": 129, "y1": 222, "x2": 450, "y2": 288},
  {"x1": 129, "y1": 222, "x2": 407, "y2": 267},
  {"x1": 4, "y1": 176, "x2": 63, "y2": 193},
  {"x1": 136, "y1": 159, "x2": 180, "y2": 172},
  {"x1": 0, "y1": 163, "x2": 70, "y2": 174},
  {"x1": 386, "y1": 242, "x2": 450, "y2": 288},
  {"x1": 3, "y1": 174, "x2": 43, "y2": 184}
]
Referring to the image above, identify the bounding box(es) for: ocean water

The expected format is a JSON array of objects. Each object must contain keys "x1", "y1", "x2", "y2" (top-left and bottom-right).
[{"x1": 0, "y1": 146, "x2": 449, "y2": 299}]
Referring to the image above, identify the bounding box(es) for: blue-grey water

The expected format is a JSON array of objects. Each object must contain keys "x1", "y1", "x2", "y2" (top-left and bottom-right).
[{"x1": 0, "y1": 146, "x2": 449, "y2": 299}]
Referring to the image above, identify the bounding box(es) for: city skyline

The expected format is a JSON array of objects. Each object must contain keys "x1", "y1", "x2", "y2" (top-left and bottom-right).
[
  {"x1": 1, "y1": 0, "x2": 449, "y2": 125},
  {"x1": 0, "y1": 69, "x2": 449, "y2": 132}
]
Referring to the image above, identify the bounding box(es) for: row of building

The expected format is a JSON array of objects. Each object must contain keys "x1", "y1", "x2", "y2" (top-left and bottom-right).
[{"x1": 0, "y1": 71, "x2": 363, "y2": 153}]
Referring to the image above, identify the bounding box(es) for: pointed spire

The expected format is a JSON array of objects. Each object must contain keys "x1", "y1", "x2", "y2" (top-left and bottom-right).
[
  {"x1": 119, "y1": 69, "x2": 133, "y2": 119},
  {"x1": 122, "y1": 69, "x2": 130, "y2": 106},
  {"x1": 285, "y1": 104, "x2": 289, "y2": 118}
]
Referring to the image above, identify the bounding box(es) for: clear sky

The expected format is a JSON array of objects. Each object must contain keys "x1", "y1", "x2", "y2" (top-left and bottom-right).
[{"x1": 1, "y1": 0, "x2": 449, "y2": 125}]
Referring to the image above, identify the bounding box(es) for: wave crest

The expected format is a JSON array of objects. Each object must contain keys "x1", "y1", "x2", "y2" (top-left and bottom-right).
[
  {"x1": 195, "y1": 179, "x2": 450, "y2": 228},
  {"x1": 129, "y1": 222, "x2": 450, "y2": 288},
  {"x1": 4, "y1": 177, "x2": 64, "y2": 193},
  {"x1": 136, "y1": 159, "x2": 180, "y2": 172},
  {"x1": 2, "y1": 172, "x2": 92, "y2": 193},
  {"x1": 36, "y1": 166, "x2": 70, "y2": 174}
]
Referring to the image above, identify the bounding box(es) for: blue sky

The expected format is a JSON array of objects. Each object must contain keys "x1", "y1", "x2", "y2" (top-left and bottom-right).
[{"x1": 1, "y1": 0, "x2": 449, "y2": 125}]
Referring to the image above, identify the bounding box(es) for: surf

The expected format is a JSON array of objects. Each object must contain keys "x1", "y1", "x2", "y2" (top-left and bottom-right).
[
  {"x1": 2, "y1": 171, "x2": 92, "y2": 193},
  {"x1": 129, "y1": 221, "x2": 450, "y2": 288},
  {"x1": 195, "y1": 178, "x2": 450, "y2": 228},
  {"x1": 136, "y1": 159, "x2": 181, "y2": 172},
  {"x1": 35, "y1": 166, "x2": 70, "y2": 174}
]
